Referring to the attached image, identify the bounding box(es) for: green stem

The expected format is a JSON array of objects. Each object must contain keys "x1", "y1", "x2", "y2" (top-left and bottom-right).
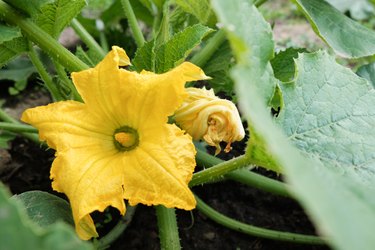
[
  {"x1": 0, "y1": 122, "x2": 37, "y2": 133},
  {"x1": 53, "y1": 61, "x2": 82, "y2": 101},
  {"x1": 190, "y1": 155, "x2": 249, "y2": 187},
  {"x1": 195, "y1": 150, "x2": 290, "y2": 197},
  {"x1": 195, "y1": 195, "x2": 326, "y2": 245},
  {"x1": 0, "y1": 109, "x2": 39, "y2": 143},
  {"x1": 28, "y1": 42, "x2": 63, "y2": 101},
  {"x1": 71, "y1": 18, "x2": 106, "y2": 59},
  {"x1": 190, "y1": 29, "x2": 226, "y2": 68},
  {"x1": 0, "y1": 0, "x2": 88, "y2": 72},
  {"x1": 121, "y1": 0, "x2": 145, "y2": 47},
  {"x1": 255, "y1": 0, "x2": 269, "y2": 7},
  {"x1": 96, "y1": 205, "x2": 137, "y2": 249},
  {"x1": 155, "y1": 206, "x2": 181, "y2": 250}
]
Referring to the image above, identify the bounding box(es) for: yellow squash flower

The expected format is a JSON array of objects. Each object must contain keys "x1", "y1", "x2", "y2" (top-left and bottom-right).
[
  {"x1": 21, "y1": 46, "x2": 208, "y2": 240},
  {"x1": 174, "y1": 87, "x2": 245, "y2": 155}
]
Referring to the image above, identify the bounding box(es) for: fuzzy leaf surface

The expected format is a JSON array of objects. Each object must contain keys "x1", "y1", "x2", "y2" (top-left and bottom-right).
[{"x1": 357, "y1": 62, "x2": 375, "y2": 88}]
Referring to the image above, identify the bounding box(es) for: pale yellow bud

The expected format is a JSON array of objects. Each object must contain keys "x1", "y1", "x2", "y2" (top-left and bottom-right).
[{"x1": 174, "y1": 87, "x2": 245, "y2": 155}]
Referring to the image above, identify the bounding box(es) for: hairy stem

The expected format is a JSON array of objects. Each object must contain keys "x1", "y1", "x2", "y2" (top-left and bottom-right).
[
  {"x1": 71, "y1": 18, "x2": 106, "y2": 59},
  {"x1": 28, "y1": 42, "x2": 63, "y2": 101},
  {"x1": 121, "y1": 0, "x2": 145, "y2": 47},
  {"x1": 96, "y1": 206, "x2": 137, "y2": 249},
  {"x1": 0, "y1": 109, "x2": 39, "y2": 143},
  {"x1": 195, "y1": 195, "x2": 326, "y2": 245},
  {"x1": 190, "y1": 29, "x2": 226, "y2": 68},
  {"x1": 156, "y1": 206, "x2": 181, "y2": 250},
  {"x1": 195, "y1": 149, "x2": 290, "y2": 197}
]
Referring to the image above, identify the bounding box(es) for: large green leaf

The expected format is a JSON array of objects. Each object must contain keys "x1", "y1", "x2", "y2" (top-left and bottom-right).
[
  {"x1": 212, "y1": 0, "x2": 375, "y2": 249},
  {"x1": 293, "y1": 0, "x2": 375, "y2": 58},
  {"x1": 357, "y1": 62, "x2": 375, "y2": 88},
  {"x1": 12, "y1": 191, "x2": 74, "y2": 228},
  {"x1": 0, "y1": 184, "x2": 93, "y2": 250},
  {"x1": 133, "y1": 24, "x2": 213, "y2": 73},
  {"x1": 276, "y1": 50, "x2": 375, "y2": 186},
  {"x1": 211, "y1": 0, "x2": 276, "y2": 106}
]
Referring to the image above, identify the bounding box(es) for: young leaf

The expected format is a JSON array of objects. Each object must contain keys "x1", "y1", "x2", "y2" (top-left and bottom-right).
[
  {"x1": 270, "y1": 48, "x2": 307, "y2": 83},
  {"x1": 0, "y1": 184, "x2": 93, "y2": 250},
  {"x1": 357, "y1": 62, "x2": 375, "y2": 88},
  {"x1": 211, "y1": 0, "x2": 276, "y2": 106},
  {"x1": 35, "y1": 0, "x2": 86, "y2": 38},
  {"x1": 293, "y1": 0, "x2": 375, "y2": 58},
  {"x1": 12, "y1": 191, "x2": 74, "y2": 228},
  {"x1": 133, "y1": 24, "x2": 213, "y2": 73}
]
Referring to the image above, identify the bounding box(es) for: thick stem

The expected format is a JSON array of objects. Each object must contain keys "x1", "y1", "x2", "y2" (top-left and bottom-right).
[
  {"x1": 53, "y1": 61, "x2": 82, "y2": 101},
  {"x1": 156, "y1": 206, "x2": 181, "y2": 250},
  {"x1": 28, "y1": 42, "x2": 63, "y2": 101},
  {"x1": 71, "y1": 18, "x2": 106, "y2": 59},
  {"x1": 190, "y1": 29, "x2": 226, "y2": 68},
  {"x1": 0, "y1": 109, "x2": 39, "y2": 143},
  {"x1": 0, "y1": 0, "x2": 88, "y2": 72},
  {"x1": 190, "y1": 155, "x2": 249, "y2": 187},
  {"x1": 195, "y1": 195, "x2": 326, "y2": 245},
  {"x1": 195, "y1": 150, "x2": 290, "y2": 197},
  {"x1": 96, "y1": 206, "x2": 137, "y2": 249},
  {"x1": 0, "y1": 122, "x2": 37, "y2": 133},
  {"x1": 121, "y1": 0, "x2": 145, "y2": 47}
]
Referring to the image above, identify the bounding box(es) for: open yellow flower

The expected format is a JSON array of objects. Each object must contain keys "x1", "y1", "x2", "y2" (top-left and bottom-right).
[
  {"x1": 174, "y1": 87, "x2": 245, "y2": 155},
  {"x1": 21, "y1": 46, "x2": 208, "y2": 240}
]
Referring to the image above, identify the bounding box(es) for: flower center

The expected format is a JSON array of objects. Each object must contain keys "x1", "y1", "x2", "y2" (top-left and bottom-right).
[{"x1": 113, "y1": 126, "x2": 139, "y2": 151}]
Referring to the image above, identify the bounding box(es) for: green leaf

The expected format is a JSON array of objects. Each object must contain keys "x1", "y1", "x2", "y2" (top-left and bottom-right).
[
  {"x1": 293, "y1": 0, "x2": 375, "y2": 58},
  {"x1": 325, "y1": 0, "x2": 375, "y2": 20},
  {"x1": 35, "y1": 0, "x2": 86, "y2": 38},
  {"x1": 4, "y1": 0, "x2": 53, "y2": 17},
  {"x1": 133, "y1": 24, "x2": 213, "y2": 73},
  {"x1": 12, "y1": 191, "x2": 74, "y2": 228},
  {"x1": 212, "y1": 0, "x2": 375, "y2": 249},
  {"x1": 203, "y1": 41, "x2": 234, "y2": 97},
  {"x1": 0, "y1": 56, "x2": 37, "y2": 95},
  {"x1": 0, "y1": 131, "x2": 16, "y2": 149},
  {"x1": 0, "y1": 24, "x2": 22, "y2": 44},
  {"x1": 81, "y1": 0, "x2": 114, "y2": 19},
  {"x1": 0, "y1": 184, "x2": 93, "y2": 250},
  {"x1": 270, "y1": 48, "x2": 307, "y2": 83},
  {"x1": 0, "y1": 37, "x2": 28, "y2": 68},
  {"x1": 357, "y1": 62, "x2": 375, "y2": 88},
  {"x1": 211, "y1": 0, "x2": 276, "y2": 106},
  {"x1": 276, "y1": 51, "x2": 375, "y2": 185},
  {"x1": 174, "y1": 0, "x2": 215, "y2": 26}
]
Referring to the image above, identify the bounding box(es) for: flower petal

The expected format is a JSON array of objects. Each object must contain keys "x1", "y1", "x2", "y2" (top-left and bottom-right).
[
  {"x1": 123, "y1": 124, "x2": 196, "y2": 209},
  {"x1": 21, "y1": 101, "x2": 113, "y2": 151},
  {"x1": 51, "y1": 147, "x2": 126, "y2": 240}
]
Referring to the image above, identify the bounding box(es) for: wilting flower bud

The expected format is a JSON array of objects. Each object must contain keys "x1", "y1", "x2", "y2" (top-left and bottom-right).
[{"x1": 174, "y1": 87, "x2": 245, "y2": 155}]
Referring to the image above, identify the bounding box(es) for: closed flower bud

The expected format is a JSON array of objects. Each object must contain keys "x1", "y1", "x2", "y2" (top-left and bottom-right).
[{"x1": 175, "y1": 87, "x2": 245, "y2": 155}]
